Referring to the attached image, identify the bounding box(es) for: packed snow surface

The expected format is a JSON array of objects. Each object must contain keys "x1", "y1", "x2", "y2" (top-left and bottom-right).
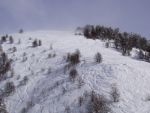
[{"x1": 1, "y1": 30, "x2": 150, "y2": 113}]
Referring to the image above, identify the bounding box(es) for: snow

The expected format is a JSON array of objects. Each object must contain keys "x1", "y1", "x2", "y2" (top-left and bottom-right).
[{"x1": 1, "y1": 30, "x2": 150, "y2": 113}]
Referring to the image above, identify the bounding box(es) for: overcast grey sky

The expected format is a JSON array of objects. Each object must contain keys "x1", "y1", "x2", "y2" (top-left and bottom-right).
[{"x1": 0, "y1": 0, "x2": 150, "y2": 37}]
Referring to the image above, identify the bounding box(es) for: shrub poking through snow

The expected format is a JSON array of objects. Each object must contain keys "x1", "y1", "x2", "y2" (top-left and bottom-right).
[
  {"x1": 19, "y1": 76, "x2": 29, "y2": 86},
  {"x1": 53, "y1": 52, "x2": 56, "y2": 57},
  {"x1": 4, "y1": 82, "x2": 15, "y2": 97},
  {"x1": 111, "y1": 86, "x2": 120, "y2": 102},
  {"x1": 29, "y1": 37, "x2": 32, "y2": 40},
  {"x1": 0, "y1": 52, "x2": 11, "y2": 79},
  {"x1": 38, "y1": 40, "x2": 42, "y2": 46},
  {"x1": 9, "y1": 36, "x2": 14, "y2": 44},
  {"x1": 67, "y1": 50, "x2": 80, "y2": 65},
  {"x1": 12, "y1": 47, "x2": 17, "y2": 53},
  {"x1": 48, "y1": 53, "x2": 52, "y2": 58},
  {"x1": 1, "y1": 36, "x2": 7, "y2": 43},
  {"x1": 105, "y1": 42, "x2": 109, "y2": 48},
  {"x1": 78, "y1": 96, "x2": 84, "y2": 106},
  {"x1": 32, "y1": 40, "x2": 38, "y2": 47},
  {"x1": 19, "y1": 29, "x2": 23, "y2": 34},
  {"x1": 0, "y1": 45, "x2": 3, "y2": 52},
  {"x1": 9, "y1": 48, "x2": 16, "y2": 54},
  {"x1": 48, "y1": 52, "x2": 56, "y2": 59},
  {"x1": 22, "y1": 52, "x2": 27, "y2": 62},
  {"x1": 88, "y1": 91, "x2": 110, "y2": 113},
  {"x1": 75, "y1": 49, "x2": 81, "y2": 56},
  {"x1": 69, "y1": 68, "x2": 78, "y2": 82},
  {"x1": 95, "y1": 52, "x2": 102, "y2": 63},
  {"x1": 145, "y1": 95, "x2": 150, "y2": 101},
  {"x1": 5, "y1": 34, "x2": 8, "y2": 38}
]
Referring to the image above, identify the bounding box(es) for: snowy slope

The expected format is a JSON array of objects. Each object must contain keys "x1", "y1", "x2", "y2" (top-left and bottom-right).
[{"x1": 1, "y1": 30, "x2": 150, "y2": 113}]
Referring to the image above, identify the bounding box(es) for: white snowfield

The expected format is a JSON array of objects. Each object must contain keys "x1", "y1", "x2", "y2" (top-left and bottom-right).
[{"x1": 1, "y1": 30, "x2": 150, "y2": 113}]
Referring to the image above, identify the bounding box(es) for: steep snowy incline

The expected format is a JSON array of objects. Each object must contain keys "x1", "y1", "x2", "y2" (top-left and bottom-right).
[{"x1": 1, "y1": 30, "x2": 150, "y2": 113}]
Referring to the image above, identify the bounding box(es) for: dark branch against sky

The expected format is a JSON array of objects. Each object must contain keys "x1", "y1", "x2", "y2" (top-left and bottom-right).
[{"x1": 0, "y1": 0, "x2": 150, "y2": 37}]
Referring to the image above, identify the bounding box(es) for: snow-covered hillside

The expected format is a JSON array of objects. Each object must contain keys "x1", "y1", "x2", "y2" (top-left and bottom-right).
[{"x1": 1, "y1": 30, "x2": 150, "y2": 113}]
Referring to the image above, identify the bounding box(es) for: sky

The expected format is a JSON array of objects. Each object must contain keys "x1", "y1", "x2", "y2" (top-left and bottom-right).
[{"x1": 0, "y1": 0, "x2": 150, "y2": 38}]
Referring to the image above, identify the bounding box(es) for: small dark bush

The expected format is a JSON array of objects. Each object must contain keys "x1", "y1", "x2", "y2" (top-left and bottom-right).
[
  {"x1": 39, "y1": 40, "x2": 42, "y2": 46},
  {"x1": 78, "y1": 96, "x2": 84, "y2": 106},
  {"x1": 5, "y1": 34, "x2": 8, "y2": 38},
  {"x1": 12, "y1": 47, "x2": 17, "y2": 53},
  {"x1": 95, "y1": 52, "x2": 102, "y2": 63},
  {"x1": 19, "y1": 76, "x2": 28, "y2": 86},
  {"x1": 22, "y1": 57, "x2": 27, "y2": 62},
  {"x1": 53, "y1": 52, "x2": 56, "y2": 57},
  {"x1": 88, "y1": 91, "x2": 110, "y2": 113},
  {"x1": 69, "y1": 68, "x2": 78, "y2": 81},
  {"x1": 0, "y1": 45, "x2": 3, "y2": 52},
  {"x1": 22, "y1": 53, "x2": 27, "y2": 62},
  {"x1": 9, "y1": 36, "x2": 14, "y2": 44},
  {"x1": 145, "y1": 95, "x2": 150, "y2": 101},
  {"x1": 48, "y1": 53, "x2": 52, "y2": 58},
  {"x1": 1, "y1": 36, "x2": 7, "y2": 43},
  {"x1": 32, "y1": 40, "x2": 38, "y2": 47},
  {"x1": 0, "y1": 52, "x2": 11, "y2": 79},
  {"x1": 48, "y1": 52, "x2": 56, "y2": 58},
  {"x1": 105, "y1": 42, "x2": 109, "y2": 48},
  {"x1": 19, "y1": 29, "x2": 23, "y2": 33},
  {"x1": 67, "y1": 50, "x2": 80, "y2": 65},
  {"x1": 111, "y1": 86, "x2": 120, "y2": 102},
  {"x1": 4, "y1": 82, "x2": 15, "y2": 96}
]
